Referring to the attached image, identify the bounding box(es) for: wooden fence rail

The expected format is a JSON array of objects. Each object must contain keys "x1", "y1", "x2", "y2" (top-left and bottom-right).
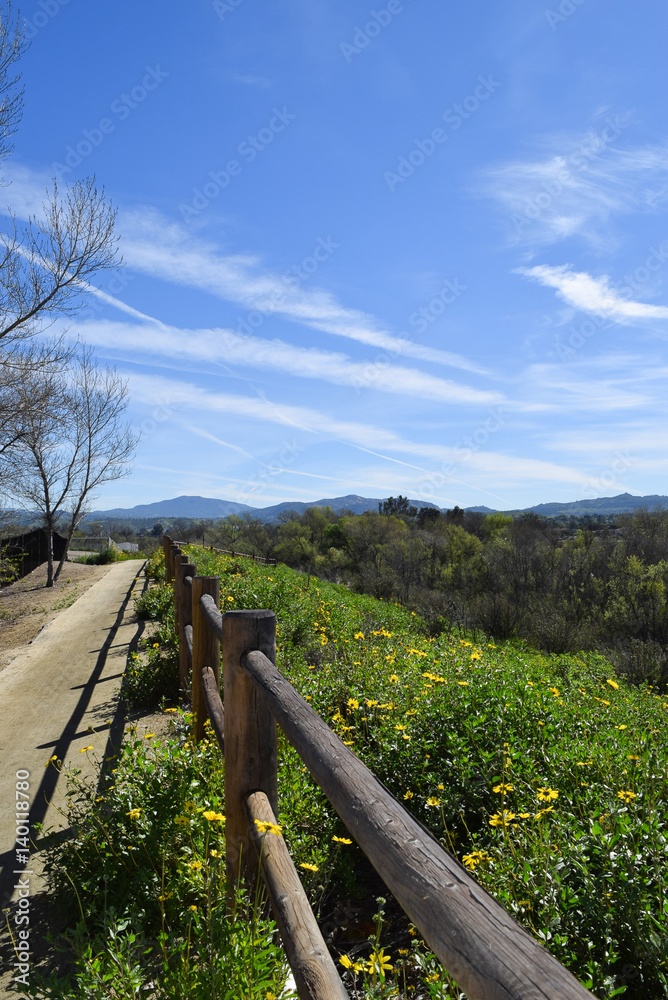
[
  {"x1": 172, "y1": 539, "x2": 276, "y2": 566},
  {"x1": 160, "y1": 536, "x2": 593, "y2": 1000}
]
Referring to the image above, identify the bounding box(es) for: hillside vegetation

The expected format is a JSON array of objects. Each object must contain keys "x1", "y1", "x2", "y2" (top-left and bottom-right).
[
  {"x1": 178, "y1": 502, "x2": 668, "y2": 690},
  {"x1": 35, "y1": 546, "x2": 667, "y2": 999}
]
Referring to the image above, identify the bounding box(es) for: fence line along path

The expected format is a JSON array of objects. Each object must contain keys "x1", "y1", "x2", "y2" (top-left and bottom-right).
[{"x1": 163, "y1": 536, "x2": 594, "y2": 1000}]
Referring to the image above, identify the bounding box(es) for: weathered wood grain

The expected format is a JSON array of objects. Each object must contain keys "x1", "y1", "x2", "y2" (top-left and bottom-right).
[
  {"x1": 162, "y1": 536, "x2": 173, "y2": 583},
  {"x1": 200, "y1": 665, "x2": 225, "y2": 751},
  {"x1": 192, "y1": 576, "x2": 220, "y2": 742},
  {"x1": 223, "y1": 611, "x2": 278, "y2": 894},
  {"x1": 200, "y1": 593, "x2": 223, "y2": 642},
  {"x1": 183, "y1": 624, "x2": 193, "y2": 661},
  {"x1": 246, "y1": 790, "x2": 349, "y2": 1000},
  {"x1": 170, "y1": 546, "x2": 182, "y2": 626},
  {"x1": 241, "y1": 648, "x2": 593, "y2": 1000},
  {"x1": 176, "y1": 560, "x2": 196, "y2": 697}
]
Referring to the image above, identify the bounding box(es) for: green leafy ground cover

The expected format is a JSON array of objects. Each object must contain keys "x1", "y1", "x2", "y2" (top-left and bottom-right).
[
  {"x1": 33, "y1": 717, "x2": 294, "y2": 999},
  {"x1": 31, "y1": 546, "x2": 668, "y2": 999}
]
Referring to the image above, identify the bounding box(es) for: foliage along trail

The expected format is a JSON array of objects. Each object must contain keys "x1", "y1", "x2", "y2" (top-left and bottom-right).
[{"x1": 36, "y1": 545, "x2": 668, "y2": 999}]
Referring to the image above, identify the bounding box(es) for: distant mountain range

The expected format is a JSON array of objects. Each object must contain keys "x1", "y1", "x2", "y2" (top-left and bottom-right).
[
  {"x1": 83, "y1": 491, "x2": 668, "y2": 523},
  {"x1": 508, "y1": 493, "x2": 668, "y2": 517},
  {"x1": 87, "y1": 494, "x2": 440, "y2": 523}
]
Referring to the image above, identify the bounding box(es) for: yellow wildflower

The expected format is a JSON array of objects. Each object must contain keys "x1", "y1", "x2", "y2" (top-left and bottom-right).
[
  {"x1": 367, "y1": 949, "x2": 393, "y2": 975},
  {"x1": 254, "y1": 819, "x2": 282, "y2": 836},
  {"x1": 202, "y1": 810, "x2": 225, "y2": 822},
  {"x1": 488, "y1": 810, "x2": 516, "y2": 827},
  {"x1": 300, "y1": 862, "x2": 319, "y2": 872},
  {"x1": 536, "y1": 787, "x2": 559, "y2": 802},
  {"x1": 606, "y1": 679, "x2": 620, "y2": 690},
  {"x1": 332, "y1": 836, "x2": 352, "y2": 844},
  {"x1": 462, "y1": 849, "x2": 492, "y2": 870},
  {"x1": 126, "y1": 808, "x2": 141, "y2": 820},
  {"x1": 339, "y1": 955, "x2": 365, "y2": 972}
]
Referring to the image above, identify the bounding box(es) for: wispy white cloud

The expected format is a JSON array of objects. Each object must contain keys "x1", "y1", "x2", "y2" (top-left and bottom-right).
[
  {"x1": 518, "y1": 264, "x2": 668, "y2": 320},
  {"x1": 180, "y1": 423, "x2": 255, "y2": 459},
  {"x1": 2, "y1": 163, "x2": 490, "y2": 377},
  {"x1": 524, "y1": 361, "x2": 652, "y2": 411},
  {"x1": 129, "y1": 372, "x2": 593, "y2": 490},
  {"x1": 481, "y1": 133, "x2": 668, "y2": 249},
  {"x1": 118, "y1": 208, "x2": 490, "y2": 374},
  {"x1": 75, "y1": 318, "x2": 503, "y2": 406}
]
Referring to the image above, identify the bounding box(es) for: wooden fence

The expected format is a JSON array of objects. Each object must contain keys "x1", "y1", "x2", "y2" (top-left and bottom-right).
[
  {"x1": 162, "y1": 535, "x2": 593, "y2": 1000},
  {"x1": 173, "y1": 540, "x2": 276, "y2": 565}
]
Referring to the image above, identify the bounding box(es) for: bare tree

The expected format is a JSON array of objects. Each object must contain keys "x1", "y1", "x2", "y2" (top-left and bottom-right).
[
  {"x1": 0, "y1": 2, "x2": 125, "y2": 559},
  {"x1": 0, "y1": 337, "x2": 72, "y2": 456},
  {"x1": 4, "y1": 347, "x2": 138, "y2": 585},
  {"x1": 0, "y1": 177, "x2": 120, "y2": 345},
  {"x1": 2, "y1": 361, "x2": 66, "y2": 580},
  {"x1": 52, "y1": 348, "x2": 138, "y2": 582},
  {"x1": 0, "y1": 6, "x2": 120, "y2": 349},
  {"x1": 0, "y1": 1, "x2": 25, "y2": 166}
]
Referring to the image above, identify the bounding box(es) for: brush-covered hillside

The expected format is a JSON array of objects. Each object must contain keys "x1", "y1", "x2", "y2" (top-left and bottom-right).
[
  {"x1": 39, "y1": 546, "x2": 668, "y2": 1000},
  {"x1": 185, "y1": 547, "x2": 668, "y2": 998}
]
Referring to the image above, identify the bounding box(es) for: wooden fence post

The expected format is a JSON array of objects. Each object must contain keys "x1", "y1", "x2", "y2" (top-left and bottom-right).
[
  {"x1": 223, "y1": 610, "x2": 277, "y2": 894},
  {"x1": 171, "y1": 546, "x2": 182, "y2": 624},
  {"x1": 163, "y1": 536, "x2": 173, "y2": 583},
  {"x1": 176, "y1": 560, "x2": 196, "y2": 697},
  {"x1": 192, "y1": 576, "x2": 220, "y2": 742}
]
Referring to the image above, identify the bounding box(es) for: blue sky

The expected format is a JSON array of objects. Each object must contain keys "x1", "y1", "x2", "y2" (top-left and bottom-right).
[{"x1": 6, "y1": 0, "x2": 668, "y2": 511}]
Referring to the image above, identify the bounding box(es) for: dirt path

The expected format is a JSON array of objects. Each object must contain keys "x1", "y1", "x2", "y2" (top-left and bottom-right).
[
  {"x1": 0, "y1": 560, "x2": 116, "y2": 673},
  {"x1": 0, "y1": 558, "x2": 147, "y2": 991}
]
